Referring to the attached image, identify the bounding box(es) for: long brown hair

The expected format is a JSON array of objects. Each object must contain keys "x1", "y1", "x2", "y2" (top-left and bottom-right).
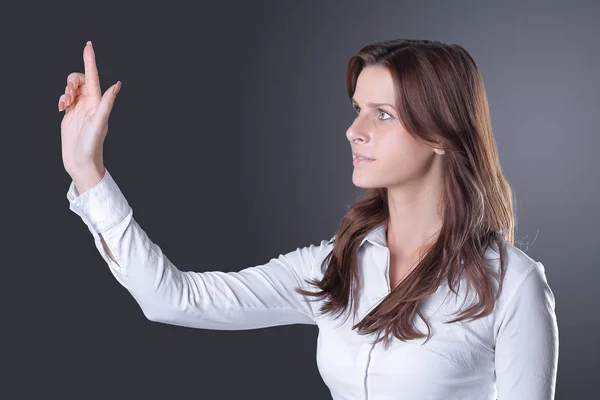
[{"x1": 295, "y1": 38, "x2": 514, "y2": 349}]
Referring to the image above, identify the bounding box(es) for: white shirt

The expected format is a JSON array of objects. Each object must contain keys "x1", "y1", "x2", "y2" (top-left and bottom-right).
[{"x1": 66, "y1": 168, "x2": 559, "y2": 400}]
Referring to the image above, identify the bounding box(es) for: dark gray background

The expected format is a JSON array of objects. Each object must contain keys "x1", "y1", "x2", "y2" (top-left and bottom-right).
[{"x1": 2, "y1": 0, "x2": 598, "y2": 398}]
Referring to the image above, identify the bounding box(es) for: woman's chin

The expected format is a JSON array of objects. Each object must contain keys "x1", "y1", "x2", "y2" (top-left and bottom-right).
[{"x1": 352, "y1": 175, "x2": 381, "y2": 189}]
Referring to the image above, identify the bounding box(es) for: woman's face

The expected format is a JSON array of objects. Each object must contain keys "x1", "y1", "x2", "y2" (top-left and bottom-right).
[{"x1": 346, "y1": 65, "x2": 443, "y2": 190}]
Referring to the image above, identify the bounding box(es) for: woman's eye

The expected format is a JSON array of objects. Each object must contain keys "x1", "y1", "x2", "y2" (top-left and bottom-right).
[
  {"x1": 352, "y1": 104, "x2": 392, "y2": 121},
  {"x1": 378, "y1": 109, "x2": 391, "y2": 120}
]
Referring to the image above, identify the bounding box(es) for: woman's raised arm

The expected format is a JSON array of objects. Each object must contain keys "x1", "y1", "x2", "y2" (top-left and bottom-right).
[
  {"x1": 66, "y1": 168, "x2": 323, "y2": 330},
  {"x1": 60, "y1": 42, "x2": 323, "y2": 331}
]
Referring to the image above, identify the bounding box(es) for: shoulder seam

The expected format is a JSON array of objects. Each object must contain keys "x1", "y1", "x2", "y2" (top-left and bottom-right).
[{"x1": 494, "y1": 261, "x2": 539, "y2": 334}]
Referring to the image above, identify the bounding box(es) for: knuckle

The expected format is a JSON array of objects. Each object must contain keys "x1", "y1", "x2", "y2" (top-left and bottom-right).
[{"x1": 66, "y1": 72, "x2": 84, "y2": 88}]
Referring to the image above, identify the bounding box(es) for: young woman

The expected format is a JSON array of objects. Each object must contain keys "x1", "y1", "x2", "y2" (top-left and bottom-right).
[{"x1": 60, "y1": 39, "x2": 558, "y2": 399}]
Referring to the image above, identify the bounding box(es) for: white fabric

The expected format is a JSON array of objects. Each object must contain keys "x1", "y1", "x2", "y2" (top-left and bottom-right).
[{"x1": 66, "y1": 168, "x2": 559, "y2": 400}]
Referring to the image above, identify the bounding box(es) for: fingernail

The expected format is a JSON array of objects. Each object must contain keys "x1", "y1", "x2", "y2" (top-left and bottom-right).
[{"x1": 87, "y1": 41, "x2": 92, "y2": 46}]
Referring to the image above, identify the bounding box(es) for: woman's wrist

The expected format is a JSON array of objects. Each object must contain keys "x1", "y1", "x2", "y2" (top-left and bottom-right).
[{"x1": 71, "y1": 165, "x2": 106, "y2": 196}]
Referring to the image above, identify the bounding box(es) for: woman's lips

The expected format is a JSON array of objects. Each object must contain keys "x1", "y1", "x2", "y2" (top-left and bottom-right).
[{"x1": 353, "y1": 156, "x2": 376, "y2": 166}]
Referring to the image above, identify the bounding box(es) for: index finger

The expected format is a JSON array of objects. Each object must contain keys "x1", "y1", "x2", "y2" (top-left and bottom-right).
[{"x1": 83, "y1": 41, "x2": 101, "y2": 98}]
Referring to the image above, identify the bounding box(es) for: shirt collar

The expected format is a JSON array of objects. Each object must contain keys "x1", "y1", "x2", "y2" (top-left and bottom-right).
[
  {"x1": 327, "y1": 221, "x2": 468, "y2": 266},
  {"x1": 327, "y1": 220, "x2": 388, "y2": 248}
]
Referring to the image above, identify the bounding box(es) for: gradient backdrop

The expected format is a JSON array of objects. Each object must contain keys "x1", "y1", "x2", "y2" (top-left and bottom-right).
[{"x1": 3, "y1": 0, "x2": 598, "y2": 398}]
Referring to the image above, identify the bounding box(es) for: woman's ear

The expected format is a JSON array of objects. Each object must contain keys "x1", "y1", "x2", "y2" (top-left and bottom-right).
[{"x1": 428, "y1": 136, "x2": 445, "y2": 155}]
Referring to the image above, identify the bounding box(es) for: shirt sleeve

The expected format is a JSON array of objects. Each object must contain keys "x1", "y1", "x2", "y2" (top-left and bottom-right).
[
  {"x1": 66, "y1": 168, "x2": 323, "y2": 330},
  {"x1": 494, "y1": 261, "x2": 559, "y2": 400}
]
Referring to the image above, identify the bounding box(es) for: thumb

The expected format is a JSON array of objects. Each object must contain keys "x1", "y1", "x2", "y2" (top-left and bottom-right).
[{"x1": 96, "y1": 81, "x2": 121, "y2": 123}]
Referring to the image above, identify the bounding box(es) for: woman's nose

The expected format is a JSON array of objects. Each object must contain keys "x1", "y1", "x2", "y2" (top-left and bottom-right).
[{"x1": 346, "y1": 120, "x2": 370, "y2": 143}]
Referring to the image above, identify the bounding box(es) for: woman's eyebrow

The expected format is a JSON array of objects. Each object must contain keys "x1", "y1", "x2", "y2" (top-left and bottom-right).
[{"x1": 351, "y1": 97, "x2": 395, "y2": 108}]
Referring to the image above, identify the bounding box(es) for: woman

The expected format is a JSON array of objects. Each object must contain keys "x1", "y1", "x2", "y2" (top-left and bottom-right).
[{"x1": 60, "y1": 39, "x2": 558, "y2": 399}]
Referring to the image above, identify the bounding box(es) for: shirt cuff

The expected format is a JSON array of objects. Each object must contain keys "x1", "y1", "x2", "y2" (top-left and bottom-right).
[{"x1": 66, "y1": 168, "x2": 131, "y2": 233}]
